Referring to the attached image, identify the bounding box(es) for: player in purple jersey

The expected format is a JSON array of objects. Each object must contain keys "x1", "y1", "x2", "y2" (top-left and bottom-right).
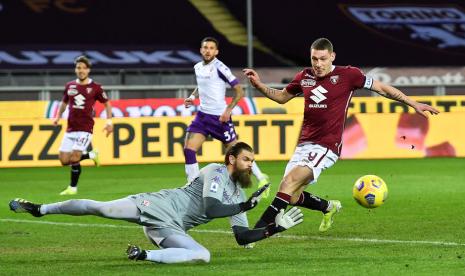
[
  {"x1": 184, "y1": 37, "x2": 270, "y2": 196},
  {"x1": 244, "y1": 38, "x2": 439, "y2": 231},
  {"x1": 53, "y1": 56, "x2": 113, "y2": 195}
]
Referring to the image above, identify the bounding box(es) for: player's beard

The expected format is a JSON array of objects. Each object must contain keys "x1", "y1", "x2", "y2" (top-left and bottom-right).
[
  {"x1": 232, "y1": 168, "x2": 252, "y2": 188},
  {"x1": 78, "y1": 74, "x2": 89, "y2": 82},
  {"x1": 203, "y1": 56, "x2": 214, "y2": 64}
]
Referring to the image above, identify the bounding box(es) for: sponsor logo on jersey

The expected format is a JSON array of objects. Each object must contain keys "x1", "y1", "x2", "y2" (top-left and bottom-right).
[
  {"x1": 72, "y1": 94, "x2": 86, "y2": 109},
  {"x1": 341, "y1": 5, "x2": 465, "y2": 55},
  {"x1": 308, "y1": 103, "x2": 328, "y2": 108},
  {"x1": 67, "y1": 89, "x2": 78, "y2": 96},
  {"x1": 300, "y1": 79, "x2": 316, "y2": 87},
  {"x1": 197, "y1": 74, "x2": 211, "y2": 79},
  {"x1": 330, "y1": 75, "x2": 339, "y2": 84},
  {"x1": 86, "y1": 87, "x2": 93, "y2": 94},
  {"x1": 309, "y1": 85, "x2": 329, "y2": 108},
  {"x1": 309, "y1": 85, "x2": 328, "y2": 103}
]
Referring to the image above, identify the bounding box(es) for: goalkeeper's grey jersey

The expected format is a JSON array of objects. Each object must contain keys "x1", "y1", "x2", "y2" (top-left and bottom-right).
[{"x1": 128, "y1": 163, "x2": 248, "y2": 234}]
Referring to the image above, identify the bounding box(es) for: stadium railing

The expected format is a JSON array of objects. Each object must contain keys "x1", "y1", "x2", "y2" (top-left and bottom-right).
[{"x1": 0, "y1": 82, "x2": 464, "y2": 101}]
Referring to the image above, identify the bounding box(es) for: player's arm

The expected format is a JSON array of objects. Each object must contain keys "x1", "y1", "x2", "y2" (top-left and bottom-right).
[
  {"x1": 232, "y1": 207, "x2": 303, "y2": 245},
  {"x1": 53, "y1": 101, "x2": 68, "y2": 125},
  {"x1": 203, "y1": 183, "x2": 270, "y2": 218},
  {"x1": 370, "y1": 80, "x2": 439, "y2": 118},
  {"x1": 243, "y1": 68, "x2": 295, "y2": 104},
  {"x1": 204, "y1": 197, "x2": 241, "y2": 218},
  {"x1": 220, "y1": 84, "x2": 244, "y2": 122},
  {"x1": 103, "y1": 101, "x2": 113, "y2": 137},
  {"x1": 184, "y1": 87, "x2": 198, "y2": 107}
]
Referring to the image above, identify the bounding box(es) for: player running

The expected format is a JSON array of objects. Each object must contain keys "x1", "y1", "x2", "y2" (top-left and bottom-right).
[
  {"x1": 53, "y1": 56, "x2": 113, "y2": 195},
  {"x1": 243, "y1": 37, "x2": 439, "y2": 232},
  {"x1": 184, "y1": 37, "x2": 270, "y2": 197}
]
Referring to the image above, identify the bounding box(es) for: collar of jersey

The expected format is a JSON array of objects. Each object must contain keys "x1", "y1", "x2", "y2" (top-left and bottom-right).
[
  {"x1": 75, "y1": 78, "x2": 93, "y2": 85},
  {"x1": 202, "y1": 58, "x2": 217, "y2": 66}
]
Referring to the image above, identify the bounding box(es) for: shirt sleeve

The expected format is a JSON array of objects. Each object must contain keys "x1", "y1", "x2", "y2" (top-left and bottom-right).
[
  {"x1": 216, "y1": 63, "x2": 239, "y2": 87},
  {"x1": 230, "y1": 211, "x2": 249, "y2": 228},
  {"x1": 229, "y1": 189, "x2": 249, "y2": 228},
  {"x1": 62, "y1": 84, "x2": 69, "y2": 103},
  {"x1": 95, "y1": 85, "x2": 109, "y2": 103},
  {"x1": 202, "y1": 165, "x2": 227, "y2": 201},
  {"x1": 285, "y1": 71, "x2": 303, "y2": 95},
  {"x1": 348, "y1": 66, "x2": 373, "y2": 90}
]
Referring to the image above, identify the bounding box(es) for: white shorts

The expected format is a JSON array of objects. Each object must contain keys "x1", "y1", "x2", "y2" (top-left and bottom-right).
[
  {"x1": 284, "y1": 143, "x2": 339, "y2": 184},
  {"x1": 59, "y1": 131, "x2": 93, "y2": 153}
]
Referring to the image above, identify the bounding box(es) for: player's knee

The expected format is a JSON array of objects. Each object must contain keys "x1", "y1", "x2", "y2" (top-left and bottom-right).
[
  {"x1": 60, "y1": 159, "x2": 70, "y2": 166},
  {"x1": 96, "y1": 205, "x2": 113, "y2": 217},
  {"x1": 280, "y1": 175, "x2": 299, "y2": 193},
  {"x1": 69, "y1": 156, "x2": 81, "y2": 164},
  {"x1": 195, "y1": 248, "x2": 210, "y2": 263}
]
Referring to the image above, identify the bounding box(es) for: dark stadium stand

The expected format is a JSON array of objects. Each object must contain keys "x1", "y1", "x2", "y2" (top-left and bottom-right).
[
  {"x1": 0, "y1": 0, "x2": 464, "y2": 100},
  {"x1": 224, "y1": 0, "x2": 465, "y2": 67},
  {"x1": 0, "y1": 0, "x2": 286, "y2": 69},
  {"x1": 2, "y1": 0, "x2": 464, "y2": 69}
]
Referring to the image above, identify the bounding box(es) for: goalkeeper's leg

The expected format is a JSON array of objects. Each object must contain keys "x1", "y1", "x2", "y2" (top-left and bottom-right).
[
  {"x1": 40, "y1": 198, "x2": 140, "y2": 222},
  {"x1": 132, "y1": 230, "x2": 210, "y2": 263}
]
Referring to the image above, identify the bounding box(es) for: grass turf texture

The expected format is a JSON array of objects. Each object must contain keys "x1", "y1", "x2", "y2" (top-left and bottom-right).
[{"x1": 1, "y1": 158, "x2": 464, "y2": 275}]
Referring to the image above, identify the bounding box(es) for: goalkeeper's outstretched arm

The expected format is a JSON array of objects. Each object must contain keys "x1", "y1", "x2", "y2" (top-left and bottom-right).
[
  {"x1": 232, "y1": 225, "x2": 279, "y2": 245},
  {"x1": 203, "y1": 184, "x2": 271, "y2": 218},
  {"x1": 232, "y1": 207, "x2": 303, "y2": 245}
]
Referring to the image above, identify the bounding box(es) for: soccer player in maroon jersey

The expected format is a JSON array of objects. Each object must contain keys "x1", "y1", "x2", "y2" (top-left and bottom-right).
[
  {"x1": 53, "y1": 56, "x2": 113, "y2": 195},
  {"x1": 243, "y1": 38, "x2": 439, "y2": 231}
]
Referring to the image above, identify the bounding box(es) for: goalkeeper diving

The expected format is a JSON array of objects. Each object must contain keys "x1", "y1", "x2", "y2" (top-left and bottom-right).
[{"x1": 9, "y1": 142, "x2": 303, "y2": 264}]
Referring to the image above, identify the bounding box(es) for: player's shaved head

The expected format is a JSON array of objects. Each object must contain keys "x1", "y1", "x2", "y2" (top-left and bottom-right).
[{"x1": 311, "y1": 38, "x2": 333, "y2": 52}]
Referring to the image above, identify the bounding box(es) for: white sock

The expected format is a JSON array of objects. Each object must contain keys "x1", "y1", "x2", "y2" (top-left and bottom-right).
[
  {"x1": 89, "y1": 151, "x2": 96, "y2": 159},
  {"x1": 40, "y1": 203, "x2": 60, "y2": 215},
  {"x1": 39, "y1": 205, "x2": 47, "y2": 215},
  {"x1": 326, "y1": 201, "x2": 333, "y2": 212},
  {"x1": 146, "y1": 248, "x2": 209, "y2": 263},
  {"x1": 185, "y1": 163, "x2": 200, "y2": 182},
  {"x1": 251, "y1": 162, "x2": 264, "y2": 180}
]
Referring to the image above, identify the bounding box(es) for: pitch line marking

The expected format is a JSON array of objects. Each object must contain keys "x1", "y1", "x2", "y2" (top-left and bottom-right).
[{"x1": 2, "y1": 218, "x2": 464, "y2": 247}]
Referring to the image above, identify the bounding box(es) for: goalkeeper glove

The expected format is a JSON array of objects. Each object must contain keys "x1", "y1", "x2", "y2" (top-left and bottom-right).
[
  {"x1": 265, "y1": 207, "x2": 304, "y2": 236},
  {"x1": 239, "y1": 183, "x2": 270, "y2": 212}
]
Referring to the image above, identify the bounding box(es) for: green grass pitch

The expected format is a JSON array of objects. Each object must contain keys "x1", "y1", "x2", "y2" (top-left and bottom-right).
[{"x1": 1, "y1": 158, "x2": 464, "y2": 275}]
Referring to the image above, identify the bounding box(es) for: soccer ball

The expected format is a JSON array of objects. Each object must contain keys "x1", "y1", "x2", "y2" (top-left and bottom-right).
[{"x1": 353, "y1": 175, "x2": 388, "y2": 208}]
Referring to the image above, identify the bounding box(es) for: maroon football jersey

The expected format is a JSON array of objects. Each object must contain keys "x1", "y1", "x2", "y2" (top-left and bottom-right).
[
  {"x1": 62, "y1": 79, "x2": 108, "y2": 133},
  {"x1": 286, "y1": 66, "x2": 372, "y2": 156}
]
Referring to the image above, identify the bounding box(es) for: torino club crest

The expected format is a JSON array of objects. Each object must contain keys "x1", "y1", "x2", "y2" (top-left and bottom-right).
[{"x1": 330, "y1": 75, "x2": 339, "y2": 84}]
